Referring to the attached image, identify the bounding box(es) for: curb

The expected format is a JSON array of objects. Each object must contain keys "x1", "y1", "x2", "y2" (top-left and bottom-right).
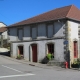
[
  {"x1": 0, "y1": 55, "x2": 55, "y2": 69},
  {"x1": 1, "y1": 55, "x2": 72, "y2": 70}
]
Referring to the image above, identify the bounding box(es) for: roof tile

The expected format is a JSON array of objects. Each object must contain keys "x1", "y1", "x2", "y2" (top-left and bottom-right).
[
  {"x1": 0, "y1": 27, "x2": 7, "y2": 32},
  {"x1": 9, "y1": 5, "x2": 80, "y2": 27}
]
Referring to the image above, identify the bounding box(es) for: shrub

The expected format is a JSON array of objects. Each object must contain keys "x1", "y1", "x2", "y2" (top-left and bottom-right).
[
  {"x1": 47, "y1": 53, "x2": 53, "y2": 60},
  {"x1": 77, "y1": 58, "x2": 80, "y2": 64},
  {"x1": 71, "y1": 58, "x2": 80, "y2": 68},
  {"x1": 16, "y1": 54, "x2": 21, "y2": 59}
]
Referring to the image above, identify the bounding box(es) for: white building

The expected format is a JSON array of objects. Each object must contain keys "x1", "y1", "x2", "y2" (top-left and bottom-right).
[
  {"x1": 0, "y1": 22, "x2": 8, "y2": 47},
  {"x1": 8, "y1": 5, "x2": 80, "y2": 63},
  {"x1": 0, "y1": 22, "x2": 6, "y2": 28}
]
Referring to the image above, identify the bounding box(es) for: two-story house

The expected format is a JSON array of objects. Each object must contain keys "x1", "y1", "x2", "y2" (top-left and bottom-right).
[{"x1": 8, "y1": 5, "x2": 80, "y2": 63}]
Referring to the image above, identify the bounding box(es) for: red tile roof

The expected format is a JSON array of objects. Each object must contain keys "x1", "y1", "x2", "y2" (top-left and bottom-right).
[
  {"x1": 9, "y1": 5, "x2": 80, "y2": 27},
  {"x1": 0, "y1": 27, "x2": 7, "y2": 32}
]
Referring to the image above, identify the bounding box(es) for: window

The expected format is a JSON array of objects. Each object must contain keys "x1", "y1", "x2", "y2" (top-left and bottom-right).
[
  {"x1": 48, "y1": 44, "x2": 54, "y2": 54},
  {"x1": 31, "y1": 27, "x2": 37, "y2": 39},
  {"x1": 47, "y1": 24, "x2": 53, "y2": 38},
  {"x1": 38, "y1": 24, "x2": 46, "y2": 37},
  {"x1": 18, "y1": 28, "x2": 23, "y2": 40}
]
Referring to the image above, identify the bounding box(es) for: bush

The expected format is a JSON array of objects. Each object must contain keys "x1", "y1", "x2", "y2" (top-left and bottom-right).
[
  {"x1": 16, "y1": 54, "x2": 21, "y2": 59},
  {"x1": 47, "y1": 53, "x2": 52, "y2": 60},
  {"x1": 77, "y1": 58, "x2": 80, "y2": 63},
  {"x1": 71, "y1": 58, "x2": 80, "y2": 68}
]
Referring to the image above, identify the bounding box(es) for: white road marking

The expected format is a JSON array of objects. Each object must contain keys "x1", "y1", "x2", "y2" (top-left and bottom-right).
[
  {"x1": 0, "y1": 73, "x2": 35, "y2": 79},
  {"x1": 2, "y1": 65, "x2": 23, "y2": 73}
]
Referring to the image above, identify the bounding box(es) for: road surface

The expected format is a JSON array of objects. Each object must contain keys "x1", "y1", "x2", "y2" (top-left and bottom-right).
[{"x1": 0, "y1": 55, "x2": 80, "y2": 80}]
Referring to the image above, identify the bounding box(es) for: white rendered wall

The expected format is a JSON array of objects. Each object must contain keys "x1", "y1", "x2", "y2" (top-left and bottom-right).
[
  {"x1": 0, "y1": 23, "x2": 7, "y2": 39},
  {"x1": 67, "y1": 21, "x2": 79, "y2": 63},
  {"x1": 68, "y1": 21, "x2": 78, "y2": 40},
  {"x1": 2, "y1": 31, "x2": 8, "y2": 39},
  {"x1": 12, "y1": 39, "x2": 64, "y2": 62},
  {"x1": 9, "y1": 21, "x2": 65, "y2": 62},
  {"x1": 0, "y1": 23, "x2": 6, "y2": 28}
]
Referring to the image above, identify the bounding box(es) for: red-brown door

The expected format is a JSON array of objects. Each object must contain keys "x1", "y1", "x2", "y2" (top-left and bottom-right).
[
  {"x1": 73, "y1": 41, "x2": 78, "y2": 58},
  {"x1": 18, "y1": 46, "x2": 23, "y2": 55},
  {"x1": 32, "y1": 44, "x2": 37, "y2": 62}
]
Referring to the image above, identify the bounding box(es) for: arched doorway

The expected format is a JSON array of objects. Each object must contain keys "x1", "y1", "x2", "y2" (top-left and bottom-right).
[
  {"x1": 18, "y1": 46, "x2": 24, "y2": 58},
  {"x1": 47, "y1": 43, "x2": 54, "y2": 58},
  {"x1": 31, "y1": 44, "x2": 37, "y2": 62}
]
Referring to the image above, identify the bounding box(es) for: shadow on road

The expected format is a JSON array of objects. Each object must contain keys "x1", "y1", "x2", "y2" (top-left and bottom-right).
[{"x1": 0, "y1": 51, "x2": 10, "y2": 57}]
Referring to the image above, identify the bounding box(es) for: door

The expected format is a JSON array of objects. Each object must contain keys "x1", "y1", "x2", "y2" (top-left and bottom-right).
[
  {"x1": 73, "y1": 41, "x2": 78, "y2": 58},
  {"x1": 18, "y1": 46, "x2": 24, "y2": 58},
  {"x1": 32, "y1": 44, "x2": 37, "y2": 62}
]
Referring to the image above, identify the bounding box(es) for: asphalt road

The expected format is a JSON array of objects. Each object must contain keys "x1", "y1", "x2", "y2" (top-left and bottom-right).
[{"x1": 0, "y1": 55, "x2": 80, "y2": 80}]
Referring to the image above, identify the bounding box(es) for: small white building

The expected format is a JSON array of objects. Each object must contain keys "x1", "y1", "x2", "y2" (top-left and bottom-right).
[
  {"x1": 8, "y1": 5, "x2": 80, "y2": 63},
  {"x1": 0, "y1": 22, "x2": 6, "y2": 28},
  {"x1": 0, "y1": 22, "x2": 8, "y2": 47}
]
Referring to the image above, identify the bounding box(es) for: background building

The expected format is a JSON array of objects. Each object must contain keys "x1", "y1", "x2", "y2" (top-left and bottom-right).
[{"x1": 0, "y1": 22, "x2": 8, "y2": 47}]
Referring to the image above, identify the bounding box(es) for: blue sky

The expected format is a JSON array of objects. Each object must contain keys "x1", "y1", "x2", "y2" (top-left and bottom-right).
[{"x1": 0, "y1": 0, "x2": 80, "y2": 26}]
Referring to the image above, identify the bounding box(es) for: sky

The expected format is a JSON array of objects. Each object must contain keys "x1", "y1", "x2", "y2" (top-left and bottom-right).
[{"x1": 0, "y1": 0, "x2": 80, "y2": 26}]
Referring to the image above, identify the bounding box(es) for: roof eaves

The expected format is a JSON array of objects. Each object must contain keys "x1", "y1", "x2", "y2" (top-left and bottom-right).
[
  {"x1": 66, "y1": 17, "x2": 80, "y2": 22},
  {"x1": 0, "y1": 22, "x2": 7, "y2": 26},
  {"x1": 8, "y1": 17, "x2": 66, "y2": 28}
]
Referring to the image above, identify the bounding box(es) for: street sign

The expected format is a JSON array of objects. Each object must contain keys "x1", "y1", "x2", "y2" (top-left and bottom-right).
[{"x1": 64, "y1": 41, "x2": 68, "y2": 44}]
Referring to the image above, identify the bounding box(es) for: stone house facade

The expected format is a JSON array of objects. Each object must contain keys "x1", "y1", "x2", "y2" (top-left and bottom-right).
[{"x1": 8, "y1": 5, "x2": 80, "y2": 63}]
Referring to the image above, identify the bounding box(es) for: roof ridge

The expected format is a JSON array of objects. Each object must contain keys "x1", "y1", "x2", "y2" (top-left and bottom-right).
[
  {"x1": 66, "y1": 5, "x2": 73, "y2": 17},
  {"x1": 54, "y1": 5, "x2": 72, "y2": 10}
]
